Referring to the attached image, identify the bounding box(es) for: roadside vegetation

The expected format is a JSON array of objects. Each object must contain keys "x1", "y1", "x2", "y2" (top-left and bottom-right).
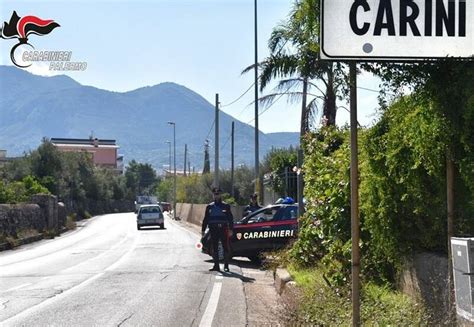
[
  {"x1": 0, "y1": 139, "x2": 161, "y2": 219},
  {"x1": 283, "y1": 265, "x2": 429, "y2": 326},
  {"x1": 255, "y1": 0, "x2": 474, "y2": 324},
  {"x1": 157, "y1": 148, "x2": 299, "y2": 207},
  {"x1": 157, "y1": 165, "x2": 255, "y2": 206}
]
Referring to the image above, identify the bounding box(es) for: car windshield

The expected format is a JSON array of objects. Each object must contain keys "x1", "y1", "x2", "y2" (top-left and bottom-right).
[{"x1": 140, "y1": 207, "x2": 161, "y2": 214}]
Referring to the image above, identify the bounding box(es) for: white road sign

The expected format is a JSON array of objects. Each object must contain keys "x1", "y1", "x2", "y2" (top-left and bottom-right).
[{"x1": 321, "y1": 0, "x2": 474, "y2": 60}]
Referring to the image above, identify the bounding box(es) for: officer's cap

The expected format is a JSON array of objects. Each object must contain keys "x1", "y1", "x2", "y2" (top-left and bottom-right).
[{"x1": 212, "y1": 187, "x2": 222, "y2": 194}]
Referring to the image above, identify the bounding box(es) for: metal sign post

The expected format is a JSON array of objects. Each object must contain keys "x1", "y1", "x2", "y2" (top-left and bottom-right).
[{"x1": 349, "y1": 62, "x2": 360, "y2": 326}]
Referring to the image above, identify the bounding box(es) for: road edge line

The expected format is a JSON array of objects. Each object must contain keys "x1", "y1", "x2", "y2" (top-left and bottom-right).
[{"x1": 198, "y1": 280, "x2": 222, "y2": 327}]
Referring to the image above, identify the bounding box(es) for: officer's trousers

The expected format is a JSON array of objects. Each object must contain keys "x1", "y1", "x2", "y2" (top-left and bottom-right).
[{"x1": 209, "y1": 224, "x2": 230, "y2": 267}]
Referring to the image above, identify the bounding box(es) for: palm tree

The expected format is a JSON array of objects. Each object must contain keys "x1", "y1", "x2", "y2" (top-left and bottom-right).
[{"x1": 244, "y1": 0, "x2": 341, "y2": 137}]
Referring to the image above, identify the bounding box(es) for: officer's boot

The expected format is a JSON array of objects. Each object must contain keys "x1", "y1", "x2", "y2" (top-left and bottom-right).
[
  {"x1": 224, "y1": 252, "x2": 230, "y2": 272},
  {"x1": 210, "y1": 253, "x2": 220, "y2": 272}
]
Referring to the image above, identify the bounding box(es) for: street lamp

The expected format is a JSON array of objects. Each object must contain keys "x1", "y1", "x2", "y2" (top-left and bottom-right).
[
  {"x1": 167, "y1": 122, "x2": 177, "y2": 220},
  {"x1": 165, "y1": 141, "x2": 171, "y2": 176},
  {"x1": 254, "y1": 0, "x2": 261, "y2": 201}
]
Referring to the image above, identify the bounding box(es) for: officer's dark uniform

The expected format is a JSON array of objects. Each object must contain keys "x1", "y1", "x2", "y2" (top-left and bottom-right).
[
  {"x1": 202, "y1": 193, "x2": 233, "y2": 272},
  {"x1": 244, "y1": 194, "x2": 261, "y2": 217}
]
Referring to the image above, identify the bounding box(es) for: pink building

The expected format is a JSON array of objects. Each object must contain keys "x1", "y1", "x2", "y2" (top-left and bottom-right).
[{"x1": 51, "y1": 138, "x2": 123, "y2": 173}]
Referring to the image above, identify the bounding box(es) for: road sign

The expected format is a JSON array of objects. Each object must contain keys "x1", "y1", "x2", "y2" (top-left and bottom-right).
[{"x1": 321, "y1": 0, "x2": 474, "y2": 60}]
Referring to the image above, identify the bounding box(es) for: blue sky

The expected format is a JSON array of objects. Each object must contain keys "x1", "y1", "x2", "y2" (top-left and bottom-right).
[{"x1": 0, "y1": 0, "x2": 381, "y2": 133}]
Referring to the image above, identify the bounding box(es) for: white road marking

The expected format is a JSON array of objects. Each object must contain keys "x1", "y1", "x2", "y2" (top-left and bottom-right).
[
  {"x1": 2, "y1": 283, "x2": 32, "y2": 293},
  {"x1": 199, "y1": 279, "x2": 222, "y2": 327},
  {"x1": 0, "y1": 235, "x2": 138, "y2": 325},
  {"x1": 215, "y1": 275, "x2": 223, "y2": 280}
]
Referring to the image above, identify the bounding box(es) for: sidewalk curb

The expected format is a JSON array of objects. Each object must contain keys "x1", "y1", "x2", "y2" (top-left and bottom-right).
[
  {"x1": 274, "y1": 268, "x2": 295, "y2": 296},
  {"x1": 0, "y1": 234, "x2": 44, "y2": 251}
]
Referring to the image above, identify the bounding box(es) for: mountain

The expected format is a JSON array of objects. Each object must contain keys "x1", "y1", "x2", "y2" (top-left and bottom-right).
[{"x1": 0, "y1": 66, "x2": 299, "y2": 170}]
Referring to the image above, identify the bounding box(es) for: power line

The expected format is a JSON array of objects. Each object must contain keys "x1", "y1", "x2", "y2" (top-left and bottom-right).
[
  {"x1": 220, "y1": 82, "x2": 255, "y2": 108},
  {"x1": 204, "y1": 119, "x2": 215, "y2": 141},
  {"x1": 220, "y1": 132, "x2": 232, "y2": 151},
  {"x1": 246, "y1": 85, "x2": 291, "y2": 124},
  {"x1": 357, "y1": 86, "x2": 381, "y2": 93},
  {"x1": 358, "y1": 85, "x2": 397, "y2": 96}
]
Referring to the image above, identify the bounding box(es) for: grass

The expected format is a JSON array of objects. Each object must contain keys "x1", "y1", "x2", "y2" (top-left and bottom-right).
[
  {"x1": 283, "y1": 264, "x2": 431, "y2": 326},
  {"x1": 0, "y1": 228, "x2": 41, "y2": 249},
  {"x1": 17, "y1": 228, "x2": 40, "y2": 239}
]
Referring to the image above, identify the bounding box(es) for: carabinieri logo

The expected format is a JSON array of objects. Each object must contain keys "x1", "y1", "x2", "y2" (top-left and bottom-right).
[{"x1": 0, "y1": 11, "x2": 60, "y2": 68}]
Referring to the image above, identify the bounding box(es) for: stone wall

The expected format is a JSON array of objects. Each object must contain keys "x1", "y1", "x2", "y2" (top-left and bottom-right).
[
  {"x1": 31, "y1": 194, "x2": 59, "y2": 233},
  {"x1": 0, "y1": 194, "x2": 66, "y2": 239},
  {"x1": 0, "y1": 203, "x2": 43, "y2": 238},
  {"x1": 0, "y1": 194, "x2": 133, "y2": 248},
  {"x1": 176, "y1": 203, "x2": 246, "y2": 227}
]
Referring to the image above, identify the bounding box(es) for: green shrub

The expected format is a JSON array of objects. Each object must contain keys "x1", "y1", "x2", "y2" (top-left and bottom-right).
[
  {"x1": 285, "y1": 265, "x2": 430, "y2": 326},
  {"x1": 0, "y1": 175, "x2": 49, "y2": 203},
  {"x1": 291, "y1": 126, "x2": 352, "y2": 285}
]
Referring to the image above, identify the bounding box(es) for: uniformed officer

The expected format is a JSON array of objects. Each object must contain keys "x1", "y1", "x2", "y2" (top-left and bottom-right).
[
  {"x1": 243, "y1": 193, "x2": 261, "y2": 217},
  {"x1": 201, "y1": 187, "x2": 233, "y2": 272}
]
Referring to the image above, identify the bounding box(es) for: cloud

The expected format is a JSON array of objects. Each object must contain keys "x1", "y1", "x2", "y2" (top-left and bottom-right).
[{"x1": 25, "y1": 61, "x2": 58, "y2": 77}]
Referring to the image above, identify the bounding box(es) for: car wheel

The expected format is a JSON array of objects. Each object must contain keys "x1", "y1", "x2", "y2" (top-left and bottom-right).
[
  {"x1": 160, "y1": 223, "x2": 165, "y2": 229},
  {"x1": 137, "y1": 225, "x2": 141, "y2": 230}
]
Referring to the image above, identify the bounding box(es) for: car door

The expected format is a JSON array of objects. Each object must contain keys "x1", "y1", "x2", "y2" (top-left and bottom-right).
[
  {"x1": 268, "y1": 205, "x2": 298, "y2": 249},
  {"x1": 231, "y1": 206, "x2": 280, "y2": 255}
]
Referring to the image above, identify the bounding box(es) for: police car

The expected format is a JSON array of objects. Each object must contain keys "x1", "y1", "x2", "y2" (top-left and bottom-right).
[{"x1": 201, "y1": 203, "x2": 298, "y2": 262}]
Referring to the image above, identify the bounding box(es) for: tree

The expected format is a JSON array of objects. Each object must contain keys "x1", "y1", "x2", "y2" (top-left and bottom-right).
[
  {"x1": 125, "y1": 160, "x2": 158, "y2": 195},
  {"x1": 262, "y1": 147, "x2": 298, "y2": 198},
  {"x1": 244, "y1": 0, "x2": 343, "y2": 136},
  {"x1": 29, "y1": 138, "x2": 63, "y2": 194},
  {"x1": 202, "y1": 141, "x2": 210, "y2": 174},
  {"x1": 365, "y1": 60, "x2": 474, "y2": 245}
]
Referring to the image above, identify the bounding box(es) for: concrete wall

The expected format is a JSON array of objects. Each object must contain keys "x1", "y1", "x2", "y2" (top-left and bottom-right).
[
  {"x1": 399, "y1": 252, "x2": 452, "y2": 324},
  {"x1": 176, "y1": 203, "x2": 246, "y2": 227}
]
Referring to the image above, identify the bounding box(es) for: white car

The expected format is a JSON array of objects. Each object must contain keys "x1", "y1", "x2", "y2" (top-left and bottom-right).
[
  {"x1": 137, "y1": 204, "x2": 164, "y2": 230},
  {"x1": 134, "y1": 195, "x2": 158, "y2": 213}
]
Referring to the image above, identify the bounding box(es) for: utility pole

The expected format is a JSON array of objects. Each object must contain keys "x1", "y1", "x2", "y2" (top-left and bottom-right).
[
  {"x1": 214, "y1": 93, "x2": 220, "y2": 188},
  {"x1": 254, "y1": 0, "x2": 260, "y2": 201},
  {"x1": 231, "y1": 121, "x2": 235, "y2": 198},
  {"x1": 184, "y1": 144, "x2": 187, "y2": 177},
  {"x1": 188, "y1": 161, "x2": 191, "y2": 176},
  {"x1": 168, "y1": 121, "x2": 177, "y2": 220}
]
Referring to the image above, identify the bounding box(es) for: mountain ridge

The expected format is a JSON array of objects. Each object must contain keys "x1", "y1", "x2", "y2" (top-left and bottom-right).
[{"x1": 0, "y1": 65, "x2": 299, "y2": 170}]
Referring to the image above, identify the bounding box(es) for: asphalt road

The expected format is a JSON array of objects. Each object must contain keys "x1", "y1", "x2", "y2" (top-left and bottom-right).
[{"x1": 0, "y1": 212, "x2": 248, "y2": 327}]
